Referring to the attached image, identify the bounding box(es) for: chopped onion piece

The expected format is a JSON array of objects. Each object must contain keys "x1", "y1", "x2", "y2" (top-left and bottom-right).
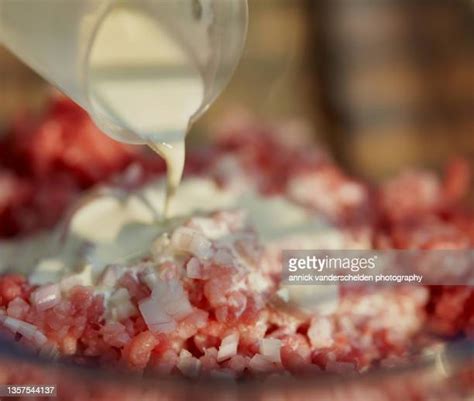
[
  {"x1": 7, "y1": 297, "x2": 30, "y2": 319},
  {"x1": 109, "y1": 288, "x2": 130, "y2": 304},
  {"x1": 260, "y1": 338, "x2": 282, "y2": 364},
  {"x1": 99, "y1": 265, "x2": 125, "y2": 288},
  {"x1": 151, "y1": 279, "x2": 192, "y2": 320},
  {"x1": 112, "y1": 302, "x2": 138, "y2": 321},
  {"x1": 171, "y1": 227, "x2": 213, "y2": 260},
  {"x1": 60, "y1": 265, "x2": 92, "y2": 292},
  {"x1": 138, "y1": 297, "x2": 176, "y2": 334},
  {"x1": 138, "y1": 268, "x2": 158, "y2": 290},
  {"x1": 108, "y1": 288, "x2": 137, "y2": 321},
  {"x1": 0, "y1": 316, "x2": 48, "y2": 347},
  {"x1": 308, "y1": 316, "x2": 334, "y2": 349},
  {"x1": 228, "y1": 292, "x2": 247, "y2": 318},
  {"x1": 30, "y1": 284, "x2": 61, "y2": 311},
  {"x1": 235, "y1": 236, "x2": 261, "y2": 266},
  {"x1": 186, "y1": 257, "x2": 203, "y2": 279},
  {"x1": 177, "y1": 349, "x2": 201, "y2": 378},
  {"x1": 248, "y1": 354, "x2": 276, "y2": 373},
  {"x1": 164, "y1": 298, "x2": 193, "y2": 320},
  {"x1": 217, "y1": 333, "x2": 239, "y2": 362},
  {"x1": 188, "y1": 217, "x2": 229, "y2": 240}
]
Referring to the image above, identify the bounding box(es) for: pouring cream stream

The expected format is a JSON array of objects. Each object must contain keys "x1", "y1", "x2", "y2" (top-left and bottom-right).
[
  {"x1": 0, "y1": 0, "x2": 248, "y2": 216},
  {"x1": 88, "y1": 5, "x2": 204, "y2": 216}
]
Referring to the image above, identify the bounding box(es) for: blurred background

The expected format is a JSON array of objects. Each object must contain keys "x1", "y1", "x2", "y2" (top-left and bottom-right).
[{"x1": 0, "y1": 0, "x2": 473, "y2": 180}]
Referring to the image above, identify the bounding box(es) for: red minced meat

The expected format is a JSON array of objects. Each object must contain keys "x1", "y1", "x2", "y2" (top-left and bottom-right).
[{"x1": 0, "y1": 98, "x2": 472, "y2": 380}]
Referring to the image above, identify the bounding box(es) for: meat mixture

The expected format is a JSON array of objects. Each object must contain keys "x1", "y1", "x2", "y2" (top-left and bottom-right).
[{"x1": 0, "y1": 97, "x2": 472, "y2": 380}]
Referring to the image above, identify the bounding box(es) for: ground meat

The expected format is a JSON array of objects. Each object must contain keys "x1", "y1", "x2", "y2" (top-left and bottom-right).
[{"x1": 0, "y1": 98, "x2": 472, "y2": 387}]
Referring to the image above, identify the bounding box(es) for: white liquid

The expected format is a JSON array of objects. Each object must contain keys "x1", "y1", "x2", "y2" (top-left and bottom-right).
[
  {"x1": 88, "y1": 5, "x2": 204, "y2": 215},
  {"x1": 0, "y1": 177, "x2": 353, "y2": 313}
]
